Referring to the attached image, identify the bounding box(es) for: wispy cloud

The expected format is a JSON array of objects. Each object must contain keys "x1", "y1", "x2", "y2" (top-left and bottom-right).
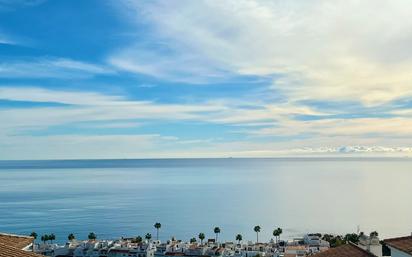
[
  {"x1": 112, "y1": 0, "x2": 412, "y2": 104},
  {"x1": 0, "y1": 87, "x2": 122, "y2": 105},
  {"x1": 1, "y1": 86, "x2": 412, "y2": 159},
  {"x1": 0, "y1": 36, "x2": 10, "y2": 44},
  {"x1": 0, "y1": 134, "x2": 173, "y2": 160},
  {"x1": 0, "y1": 32, "x2": 15, "y2": 45},
  {"x1": 0, "y1": 0, "x2": 46, "y2": 10},
  {"x1": 2, "y1": 0, "x2": 412, "y2": 159},
  {"x1": 0, "y1": 87, "x2": 226, "y2": 134},
  {"x1": 0, "y1": 58, "x2": 114, "y2": 78},
  {"x1": 109, "y1": 44, "x2": 233, "y2": 84}
]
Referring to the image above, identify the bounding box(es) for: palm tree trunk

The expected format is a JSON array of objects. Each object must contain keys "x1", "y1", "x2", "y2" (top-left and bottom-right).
[{"x1": 157, "y1": 229, "x2": 159, "y2": 240}]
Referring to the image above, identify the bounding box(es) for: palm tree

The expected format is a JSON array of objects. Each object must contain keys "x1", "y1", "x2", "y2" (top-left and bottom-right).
[
  {"x1": 273, "y1": 228, "x2": 282, "y2": 243},
  {"x1": 198, "y1": 233, "x2": 205, "y2": 245},
  {"x1": 88, "y1": 232, "x2": 97, "y2": 240},
  {"x1": 135, "y1": 236, "x2": 143, "y2": 243},
  {"x1": 145, "y1": 233, "x2": 152, "y2": 241},
  {"x1": 154, "y1": 223, "x2": 161, "y2": 240},
  {"x1": 68, "y1": 233, "x2": 75, "y2": 241},
  {"x1": 254, "y1": 226, "x2": 261, "y2": 243},
  {"x1": 41, "y1": 234, "x2": 50, "y2": 244},
  {"x1": 190, "y1": 237, "x2": 197, "y2": 243},
  {"x1": 30, "y1": 232, "x2": 37, "y2": 252},
  {"x1": 214, "y1": 227, "x2": 221, "y2": 242},
  {"x1": 236, "y1": 234, "x2": 242, "y2": 244},
  {"x1": 49, "y1": 234, "x2": 56, "y2": 244},
  {"x1": 30, "y1": 232, "x2": 38, "y2": 240}
]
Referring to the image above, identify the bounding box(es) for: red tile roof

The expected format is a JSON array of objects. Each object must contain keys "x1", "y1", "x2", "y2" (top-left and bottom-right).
[
  {"x1": 384, "y1": 236, "x2": 412, "y2": 256},
  {"x1": 312, "y1": 243, "x2": 375, "y2": 257},
  {"x1": 0, "y1": 243, "x2": 44, "y2": 257},
  {"x1": 0, "y1": 233, "x2": 34, "y2": 249},
  {"x1": 0, "y1": 233, "x2": 44, "y2": 257}
]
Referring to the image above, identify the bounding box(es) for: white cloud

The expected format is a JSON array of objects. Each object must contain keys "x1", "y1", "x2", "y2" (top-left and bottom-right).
[
  {"x1": 0, "y1": 34, "x2": 12, "y2": 44},
  {"x1": 0, "y1": 87, "x2": 227, "y2": 135},
  {"x1": 137, "y1": 83, "x2": 157, "y2": 88},
  {"x1": 1, "y1": 86, "x2": 412, "y2": 159},
  {"x1": 251, "y1": 117, "x2": 412, "y2": 138},
  {"x1": 1, "y1": 87, "x2": 412, "y2": 137},
  {"x1": 0, "y1": 30, "x2": 17, "y2": 45},
  {"x1": 0, "y1": 134, "x2": 171, "y2": 160},
  {"x1": 0, "y1": 58, "x2": 113, "y2": 78},
  {"x1": 109, "y1": 45, "x2": 232, "y2": 84},
  {"x1": 112, "y1": 0, "x2": 412, "y2": 105},
  {"x1": 0, "y1": 0, "x2": 46, "y2": 10},
  {"x1": 291, "y1": 146, "x2": 412, "y2": 155},
  {"x1": 0, "y1": 87, "x2": 122, "y2": 105}
]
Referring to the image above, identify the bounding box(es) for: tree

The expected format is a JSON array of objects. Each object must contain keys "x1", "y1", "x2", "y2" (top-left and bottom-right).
[
  {"x1": 30, "y1": 232, "x2": 37, "y2": 240},
  {"x1": 214, "y1": 227, "x2": 221, "y2": 242},
  {"x1": 145, "y1": 233, "x2": 152, "y2": 241},
  {"x1": 273, "y1": 228, "x2": 282, "y2": 243},
  {"x1": 370, "y1": 231, "x2": 379, "y2": 237},
  {"x1": 322, "y1": 234, "x2": 345, "y2": 248},
  {"x1": 198, "y1": 233, "x2": 205, "y2": 245},
  {"x1": 344, "y1": 233, "x2": 359, "y2": 244},
  {"x1": 68, "y1": 233, "x2": 75, "y2": 241},
  {"x1": 190, "y1": 237, "x2": 197, "y2": 243},
  {"x1": 49, "y1": 234, "x2": 56, "y2": 244},
  {"x1": 41, "y1": 234, "x2": 49, "y2": 244},
  {"x1": 30, "y1": 232, "x2": 38, "y2": 252},
  {"x1": 132, "y1": 236, "x2": 143, "y2": 244},
  {"x1": 154, "y1": 222, "x2": 162, "y2": 240},
  {"x1": 254, "y1": 226, "x2": 261, "y2": 243},
  {"x1": 154, "y1": 223, "x2": 162, "y2": 240},
  {"x1": 277, "y1": 228, "x2": 282, "y2": 242},
  {"x1": 88, "y1": 232, "x2": 97, "y2": 240},
  {"x1": 236, "y1": 234, "x2": 243, "y2": 244}
]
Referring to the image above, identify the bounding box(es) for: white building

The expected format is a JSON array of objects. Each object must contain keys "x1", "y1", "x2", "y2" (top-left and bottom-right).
[{"x1": 356, "y1": 233, "x2": 383, "y2": 257}]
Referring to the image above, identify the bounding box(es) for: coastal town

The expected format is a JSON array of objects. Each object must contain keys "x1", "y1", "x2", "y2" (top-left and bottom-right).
[{"x1": 1, "y1": 224, "x2": 411, "y2": 257}]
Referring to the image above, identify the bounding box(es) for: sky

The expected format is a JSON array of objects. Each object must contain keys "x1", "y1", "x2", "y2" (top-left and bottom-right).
[{"x1": 1, "y1": 0, "x2": 412, "y2": 159}]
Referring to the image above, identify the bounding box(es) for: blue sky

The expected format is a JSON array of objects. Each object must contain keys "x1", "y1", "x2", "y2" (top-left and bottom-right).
[{"x1": 1, "y1": 0, "x2": 412, "y2": 159}]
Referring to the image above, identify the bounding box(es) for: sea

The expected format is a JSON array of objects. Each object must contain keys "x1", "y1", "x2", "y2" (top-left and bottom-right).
[{"x1": 0, "y1": 158, "x2": 411, "y2": 243}]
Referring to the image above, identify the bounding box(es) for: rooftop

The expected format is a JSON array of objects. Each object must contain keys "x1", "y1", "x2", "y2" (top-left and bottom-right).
[
  {"x1": 384, "y1": 235, "x2": 412, "y2": 256},
  {"x1": 0, "y1": 233, "x2": 43, "y2": 257},
  {"x1": 312, "y1": 243, "x2": 375, "y2": 257},
  {"x1": 0, "y1": 243, "x2": 43, "y2": 257},
  {"x1": 0, "y1": 233, "x2": 34, "y2": 249}
]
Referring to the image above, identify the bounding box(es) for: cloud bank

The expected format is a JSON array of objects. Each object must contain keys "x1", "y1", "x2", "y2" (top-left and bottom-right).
[
  {"x1": 112, "y1": 0, "x2": 412, "y2": 105},
  {"x1": 1, "y1": 1, "x2": 412, "y2": 159},
  {"x1": 1, "y1": 87, "x2": 412, "y2": 159}
]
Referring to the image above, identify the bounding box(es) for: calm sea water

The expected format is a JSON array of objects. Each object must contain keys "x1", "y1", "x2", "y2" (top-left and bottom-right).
[{"x1": 0, "y1": 158, "x2": 411, "y2": 243}]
